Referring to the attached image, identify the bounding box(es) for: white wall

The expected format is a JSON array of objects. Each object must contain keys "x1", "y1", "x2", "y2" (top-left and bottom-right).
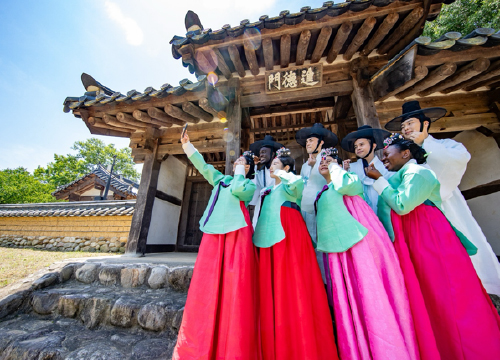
[
  {"x1": 453, "y1": 130, "x2": 500, "y2": 255},
  {"x1": 147, "y1": 156, "x2": 187, "y2": 246}
]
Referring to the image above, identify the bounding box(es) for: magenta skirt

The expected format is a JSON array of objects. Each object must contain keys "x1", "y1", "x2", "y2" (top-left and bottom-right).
[
  {"x1": 391, "y1": 203, "x2": 500, "y2": 360},
  {"x1": 324, "y1": 195, "x2": 422, "y2": 360}
]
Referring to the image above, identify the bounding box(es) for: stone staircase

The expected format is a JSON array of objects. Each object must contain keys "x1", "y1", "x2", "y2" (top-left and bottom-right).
[{"x1": 0, "y1": 260, "x2": 193, "y2": 360}]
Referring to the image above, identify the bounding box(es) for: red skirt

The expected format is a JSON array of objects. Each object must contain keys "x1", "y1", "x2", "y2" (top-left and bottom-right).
[
  {"x1": 173, "y1": 202, "x2": 261, "y2": 360},
  {"x1": 392, "y1": 204, "x2": 500, "y2": 360},
  {"x1": 259, "y1": 206, "x2": 338, "y2": 360}
]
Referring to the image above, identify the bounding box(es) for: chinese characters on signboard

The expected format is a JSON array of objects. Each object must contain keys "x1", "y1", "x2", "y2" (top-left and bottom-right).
[{"x1": 265, "y1": 64, "x2": 323, "y2": 93}]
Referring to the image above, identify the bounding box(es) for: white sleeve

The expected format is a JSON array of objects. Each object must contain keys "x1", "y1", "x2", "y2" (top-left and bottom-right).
[
  {"x1": 300, "y1": 163, "x2": 312, "y2": 179},
  {"x1": 182, "y1": 142, "x2": 196, "y2": 157},
  {"x1": 423, "y1": 137, "x2": 470, "y2": 201}
]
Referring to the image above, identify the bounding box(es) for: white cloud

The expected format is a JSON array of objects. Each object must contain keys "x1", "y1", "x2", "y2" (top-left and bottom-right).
[{"x1": 104, "y1": 1, "x2": 144, "y2": 46}]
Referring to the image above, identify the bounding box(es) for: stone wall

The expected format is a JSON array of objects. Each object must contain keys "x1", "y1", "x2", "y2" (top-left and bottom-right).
[{"x1": 0, "y1": 200, "x2": 135, "y2": 253}]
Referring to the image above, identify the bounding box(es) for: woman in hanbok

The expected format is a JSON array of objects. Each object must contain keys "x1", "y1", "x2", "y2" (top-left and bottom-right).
[
  {"x1": 173, "y1": 130, "x2": 261, "y2": 360},
  {"x1": 366, "y1": 133, "x2": 500, "y2": 360},
  {"x1": 254, "y1": 147, "x2": 338, "y2": 360},
  {"x1": 315, "y1": 147, "x2": 421, "y2": 360}
]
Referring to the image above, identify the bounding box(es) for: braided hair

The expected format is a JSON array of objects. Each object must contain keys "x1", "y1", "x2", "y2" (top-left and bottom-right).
[
  {"x1": 276, "y1": 147, "x2": 296, "y2": 174},
  {"x1": 320, "y1": 147, "x2": 342, "y2": 165},
  {"x1": 383, "y1": 133, "x2": 427, "y2": 164}
]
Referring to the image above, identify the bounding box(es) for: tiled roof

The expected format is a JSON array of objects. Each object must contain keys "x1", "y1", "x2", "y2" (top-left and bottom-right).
[
  {"x1": 63, "y1": 74, "x2": 207, "y2": 114},
  {"x1": 52, "y1": 164, "x2": 139, "y2": 197},
  {"x1": 0, "y1": 200, "x2": 136, "y2": 218},
  {"x1": 415, "y1": 28, "x2": 500, "y2": 55}
]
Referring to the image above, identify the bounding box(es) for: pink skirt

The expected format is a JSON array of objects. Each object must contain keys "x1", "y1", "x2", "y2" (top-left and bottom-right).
[
  {"x1": 324, "y1": 195, "x2": 422, "y2": 360},
  {"x1": 392, "y1": 203, "x2": 500, "y2": 360}
]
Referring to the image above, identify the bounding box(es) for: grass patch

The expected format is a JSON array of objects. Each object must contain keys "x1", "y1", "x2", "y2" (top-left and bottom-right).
[{"x1": 0, "y1": 247, "x2": 116, "y2": 288}]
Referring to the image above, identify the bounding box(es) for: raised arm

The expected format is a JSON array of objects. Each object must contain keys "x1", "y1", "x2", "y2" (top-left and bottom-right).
[
  {"x1": 373, "y1": 171, "x2": 437, "y2": 215},
  {"x1": 182, "y1": 142, "x2": 224, "y2": 187},
  {"x1": 275, "y1": 170, "x2": 304, "y2": 199},
  {"x1": 231, "y1": 165, "x2": 256, "y2": 202},
  {"x1": 328, "y1": 163, "x2": 363, "y2": 196},
  {"x1": 423, "y1": 137, "x2": 470, "y2": 201}
]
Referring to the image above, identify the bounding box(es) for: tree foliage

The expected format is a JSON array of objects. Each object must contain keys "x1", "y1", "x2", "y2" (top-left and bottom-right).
[
  {"x1": 0, "y1": 168, "x2": 58, "y2": 204},
  {"x1": 424, "y1": 0, "x2": 500, "y2": 40},
  {"x1": 34, "y1": 138, "x2": 140, "y2": 188}
]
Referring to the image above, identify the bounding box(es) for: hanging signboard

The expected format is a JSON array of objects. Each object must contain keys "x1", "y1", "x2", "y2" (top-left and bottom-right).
[{"x1": 265, "y1": 64, "x2": 323, "y2": 93}]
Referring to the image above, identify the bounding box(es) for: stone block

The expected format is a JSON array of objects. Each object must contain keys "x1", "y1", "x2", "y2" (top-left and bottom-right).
[
  {"x1": 75, "y1": 264, "x2": 100, "y2": 284},
  {"x1": 58, "y1": 294, "x2": 87, "y2": 318},
  {"x1": 99, "y1": 266, "x2": 123, "y2": 286},
  {"x1": 110, "y1": 297, "x2": 141, "y2": 328},
  {"x1": 80, "y1": 297, "x2": 112, "y2": 329},
  {"x1": 137, "y1": 303, "x2": 167, "y2": 332},
  {"x1": 147, "y1": 267, "x2": 168, "y2": 289},
  {"x1": 31, "y1": 291, "x2": 60, "y2": 315},
  {"x1": 121, "y1": 266, "x2": 150, "y2": 288},
  {"x1": 0, "y1": 290, "x2": 30, "y2": 319},
  {"x1": 32, "y1": 272, "x2": 59, "y2": 290},
  {"x1": 168, "y1": 267, "x2": 193, "y2": 292},
  {"x1": 59, "y1": 263, "x2": 75, "y2": 282}
]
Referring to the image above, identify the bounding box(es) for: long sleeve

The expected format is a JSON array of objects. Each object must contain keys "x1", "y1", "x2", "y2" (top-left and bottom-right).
[
  {"x1": 423, "y1": 136, "x2": 470, "y2": 201},
  {"x1": 230, "y1": 165, "x2": 256, "y2": 202},
  {"x1": 300, "y1": 162, "x2": 312, "y2": 181},
  {"x1": 183, "y1": 143, "x2": 224, "y2": 187},
  {"x1": 374, "y1": 172, "x2": 436, "y2": 215},
  {"x1": 275, "y1": 170, "x2": 304, "y2": 199},
  {"x1": 328, "y1": 163, "x2": 363, "y2": 196}
]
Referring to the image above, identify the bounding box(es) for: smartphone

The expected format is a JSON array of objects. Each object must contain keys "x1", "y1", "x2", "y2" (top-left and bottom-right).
[{"x1": 181, "y1": 123, "x2": 188, "y2": 138}]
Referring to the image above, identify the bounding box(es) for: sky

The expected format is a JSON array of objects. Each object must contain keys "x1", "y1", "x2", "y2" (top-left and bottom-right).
[{"x1": 0, "y1": 0, "x2": 329, "y2": 174}]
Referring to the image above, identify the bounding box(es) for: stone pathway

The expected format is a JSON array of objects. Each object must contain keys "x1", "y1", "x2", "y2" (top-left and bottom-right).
[{"x1": 0, "y1": 259, "x2": 193, "y2": 360}]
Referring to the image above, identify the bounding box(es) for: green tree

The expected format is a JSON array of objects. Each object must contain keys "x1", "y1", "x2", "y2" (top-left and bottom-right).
[
  {"x1": 35, "y1": 138, "x2": 140, "y2": 188},
  {"x1": 424, "y1": 0, "x2": 500, "y2": 40},
  {"x1": 0, "y1": 168, "x2": 57, "y2": 204}
]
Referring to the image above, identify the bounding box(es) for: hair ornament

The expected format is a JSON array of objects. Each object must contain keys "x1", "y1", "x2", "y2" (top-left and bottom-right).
[
  {"x1": 242, "y1": 150, "x2": 254, "y2": 158},
  {"x1": 383, "y1": 133, "x2": 405, "y2": 149},
  {"x1": 276, "y1": 147, "x2": 291, "y2": 157},
  {"x1": 320, "y1": 148, "x2": 338, "y2": 159}
]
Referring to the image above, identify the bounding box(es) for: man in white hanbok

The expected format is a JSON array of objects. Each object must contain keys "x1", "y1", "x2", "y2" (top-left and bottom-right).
[
  {"x1": 249, "y1": 135, "x2": 283, "y2": 229},
  {"x1": 385, "y1": 100, "x2": 500, "y2": 295},
  {"x1": 295, "y1": 123, "x2": 338, "y2": 281},
  {"x1": 340, "y1": 125, "x2": 392, "y2": 215}
]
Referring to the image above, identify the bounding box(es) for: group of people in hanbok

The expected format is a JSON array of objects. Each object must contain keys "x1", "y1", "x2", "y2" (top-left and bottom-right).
[{"x1": 173, "y1": 100, "x2": 500, "y2": 360}]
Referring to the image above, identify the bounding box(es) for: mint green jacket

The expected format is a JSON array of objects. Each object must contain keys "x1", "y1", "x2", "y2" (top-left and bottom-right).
[
  {"x1": 374, "y1": 160, "x2": 477, "y2": 255},
  {"x1": 253, "y1": 170, "x2": 304, "y2": 248},
  {"x1": 188, "y1": 150, "x2": 256, "y2": 234},
  {"x1": 315, "y1": 164, "x2": 368, "y2": 253}
]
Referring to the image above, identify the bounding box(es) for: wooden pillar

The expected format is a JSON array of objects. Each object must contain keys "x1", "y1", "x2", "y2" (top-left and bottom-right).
[
  {"x1": 351, "y1": 72, "x2": 382, "y2": 129},
  {"x1": 225, "y1": 77, "x2": 242, "y2": 175},
  {"x1": 126, "y1": 135, "x2": 160, "y2": 256}
]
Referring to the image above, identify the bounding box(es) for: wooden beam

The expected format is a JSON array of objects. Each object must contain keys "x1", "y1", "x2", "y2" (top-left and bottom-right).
[
  {"x1": 213, "y1": 48, "x2": 232, "y2": 80},
  {"x1": 396, "y1": 62, "x2": 457, "y2": 99},
  {"x1": 377, "y1": 7, "x2": 424, "y2": 55},
  {"x1": 280, "y1": 34, "x2": 291, "y2": 68},
  {"x1": 423, "y1": 113, "x2": 499, "y2": 133},
  {"x1": 154, "y1": 139, "x2": 226, "y2": 156},
  {"x1": 361, "y1": 13, "x2": 399, "y2": 56},
  {"x1": 296, "y1": 30, "x2": 311, "y2": 66},
  {"x1": 241, "y1": 80, "x2": 353, "y2": 107},
  {"x1": 327, "y1": 22, "x2": 352, "y2": 64},
  {"x1": 117, "y1": 112, "x2": 154, "y2": 129},
  {"x1": 351, "y1": 74, "x2": 382, "y2": 129},
  {"x1": 415, "y1": 46, "x2": 500, "y2": 67},
  {"x1": 311, "y1": 26, "x2": 333, "y2": 63},
  {"x1": 334, "y1": 95, "x2": 352, "y2": 120},
  {"x1": 344, "y1": 17, "x2": 376, "y2": 61},
  {"x1": 155, "y1": 189, "x2": 182, "y2": 206},
  {"x1": 88, "y1": 116, "x2": 134, "y2": 134},
  {"x1": 376, "y1": 65, "x2": 428, "y2": 102},
  {"x1": 418, "y1": 58, "x2": 490, "y2": 96},
  {"x1": 444, "y1": 59, "x2": 500, "y2": 93},
  {"x1": 243, "y1": 40, "x2": 260, "y2": 76},
  {"x1": 250, "y1": 99, "x2": 334, "y2": 117},
  {"x1": 164, "y1": 104, "x2": 200, "y2": 124},
  {"x1": 182, "y1": 102, "x2": 213, "y2": 122},
  {"x1": 228, "y1": 44, "x2": 246, "y2": 77},
  {"x1": 126, "y1": 135, "x2": 160, "y2": 256},
  {"x1": 133, "y1": 110, "x2": 172, "y2": 127},
  {"x1": 262, "y1": 37, "x2": 274, "y2": 71},
  {"x1": 148, "y1": 107, "x2": 185, "y2": 126},
  {"x1": 251, "y1": 106, "x2": 334, "y2": 119},
  {"x1": 103, "y1": 113, "x2": 144, "y2": 130},
  {"x1": 225, "y1": 77, "x2": 241, "y2": 174},
  {"x1": 469, "y1": 75, "x2": 500, "y2": 91},
  {"x1": 199, "y1": 97, "x2": 221, "y2": 117}
]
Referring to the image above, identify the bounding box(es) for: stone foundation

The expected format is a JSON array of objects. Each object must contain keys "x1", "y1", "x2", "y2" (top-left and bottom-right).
[{"x1": 0, "y1": 235, "x2": 128, "y2": 253}]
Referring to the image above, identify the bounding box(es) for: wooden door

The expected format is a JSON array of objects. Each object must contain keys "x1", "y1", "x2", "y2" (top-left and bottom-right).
[{"x1": 177, "y1": 180, "x2": 212, "y2": 251}]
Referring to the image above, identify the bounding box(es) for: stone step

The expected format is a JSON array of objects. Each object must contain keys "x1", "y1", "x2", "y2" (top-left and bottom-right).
[{"x1": 0, "y1": 313, "x2": 177, "y2": 359}]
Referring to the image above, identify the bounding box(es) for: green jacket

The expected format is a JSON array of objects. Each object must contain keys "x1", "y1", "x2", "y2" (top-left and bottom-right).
[
  {"x1": 185, "y1": 144, "x2": 256, "y2": 234},
  {"x1": 253, "y1": 170, "x2": 304, "y2": 248},
  {"x1": 374, "y1": 160, "x2": 477, "y2": 255},
  {"x1": 315, "y1": 164, "x2": 368, "y2": 253}
]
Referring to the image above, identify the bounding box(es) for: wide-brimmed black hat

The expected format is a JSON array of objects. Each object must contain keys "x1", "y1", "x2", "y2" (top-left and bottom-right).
[
  {"x1": 384, "y1": 100, "x2": 447, "y2": 131},
  {"x1": 341, "y1": 125, "x2": 391, "y2": 153},
  {"x1": 250, "y1": 135, "x2": 284, "y2": 154},
  {"x1": 295, "y1": 123, "x2": 338, "y2": 148}
]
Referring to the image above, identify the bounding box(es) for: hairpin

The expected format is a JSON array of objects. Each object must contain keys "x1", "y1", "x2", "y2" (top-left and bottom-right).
[
  {"x1": 242, "y1": 150, "x2": 254, "y2": 158},
  {"x1": 383, "y1": 133, "x2": 405, "y2": 149},
  {"x1": 276, "y1": 147, "x2": 291, "y2": 157},
  {"x1": 320, "y1": 148, "x2": 338, "y2": 159}
]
